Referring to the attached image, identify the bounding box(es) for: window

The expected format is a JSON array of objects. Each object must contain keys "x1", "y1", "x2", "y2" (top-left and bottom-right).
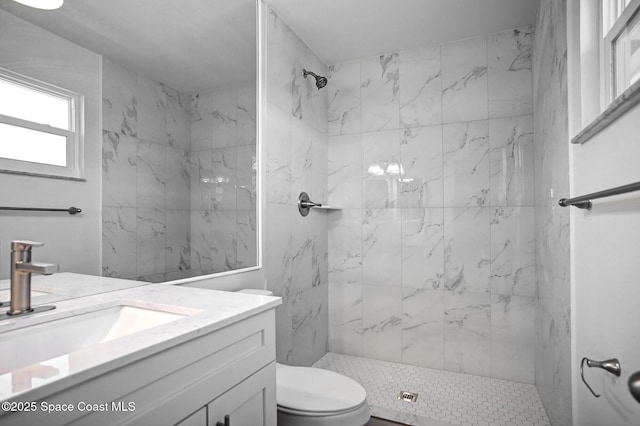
[
  {"x1": 0, "y1": 67, "x2": 84, "y2": 179},
  {"x1": 603, "y1": 0, "x2": 640, "y2": 102}
]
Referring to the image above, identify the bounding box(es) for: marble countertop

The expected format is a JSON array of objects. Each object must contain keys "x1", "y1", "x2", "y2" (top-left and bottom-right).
[{"x1": 0, "y1": 282, "x2": 281, "y2": 403}]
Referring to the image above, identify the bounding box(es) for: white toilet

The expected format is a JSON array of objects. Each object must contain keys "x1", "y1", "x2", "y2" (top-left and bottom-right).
[{"x1": 238, "y1": 289, "x2": 370, "y2": 425}]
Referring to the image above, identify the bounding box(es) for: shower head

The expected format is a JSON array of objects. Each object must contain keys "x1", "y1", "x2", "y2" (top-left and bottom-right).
[{"x1": 303, "y1": 68, "x2": 327, "y2": 89}]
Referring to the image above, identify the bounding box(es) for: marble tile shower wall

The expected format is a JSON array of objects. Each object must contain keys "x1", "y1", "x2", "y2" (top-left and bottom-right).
[
  {"x1": 190, "y1": 84, "x2": 257, "y2": 275},
  {"x1": 533, "y1": 1, "x2": 572, "y2": 424},
  {"x1": 102, "y1": 58, "x2": 257, "y2": 282},
  {"x1": 102, "y1": 58, "x2": 192, "y2": 282},
  {"x1": 265, "y1": 7, "x2": 329, "y2": 367},
  {"x1": 327, "y1": 28, "x2": 536, "y2": 383}
]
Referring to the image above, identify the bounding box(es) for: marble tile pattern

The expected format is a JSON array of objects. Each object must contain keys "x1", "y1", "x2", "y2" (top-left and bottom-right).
[
  {"x1": 314, "y1": 353, "x2": 550, "y2": 426},
  {"x1": 265, "y1": 7, "x2": 329, "y2": 367},
  {"x1": 533, "y1": 1, "x2": 572, "y2": 424},
  {"x1": 327, "y1": 28, "x2": 536, "y2": 383},
  {"x1": 102, "y1": 58, "x2": 258, "y2": 282}
]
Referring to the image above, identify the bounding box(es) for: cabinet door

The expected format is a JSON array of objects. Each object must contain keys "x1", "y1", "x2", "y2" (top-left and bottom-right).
[
  {"x1": 176, "y1": 407, "x2": 207, "y2": 426},
  {"x1": 208, "y1": 362, "x2": 276, "y2": 426}
]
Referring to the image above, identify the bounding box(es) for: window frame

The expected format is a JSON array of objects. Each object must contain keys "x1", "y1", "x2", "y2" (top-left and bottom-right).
[
  {"x1": 602, "y1": 0, "x2": 640, "y2": 104},
  {"x1": 0, "y1": 67, "x2": 85, "y2": 180}
]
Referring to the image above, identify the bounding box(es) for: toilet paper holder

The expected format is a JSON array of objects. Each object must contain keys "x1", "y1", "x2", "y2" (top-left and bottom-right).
[{"x1": 580, "y1": 357, "x2": 621, "y2": 398}]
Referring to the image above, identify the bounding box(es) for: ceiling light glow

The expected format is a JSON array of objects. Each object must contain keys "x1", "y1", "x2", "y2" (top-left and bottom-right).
[{"x1": 12, "y1": 0, "x2": 63, "y2": 10}]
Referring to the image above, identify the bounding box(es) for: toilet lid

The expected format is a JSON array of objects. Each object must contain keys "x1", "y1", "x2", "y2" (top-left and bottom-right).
[{"x1": 276, "y1": 364, "x2": 367, "y2": 413}]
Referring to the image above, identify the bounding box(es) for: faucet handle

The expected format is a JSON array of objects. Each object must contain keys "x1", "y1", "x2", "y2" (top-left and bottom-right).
[{"x1": 11, "y1": 241, "x2": 44, "y2": 251}]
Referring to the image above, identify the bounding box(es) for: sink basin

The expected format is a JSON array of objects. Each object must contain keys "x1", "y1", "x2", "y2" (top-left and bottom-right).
[
  {"x1": 0, "y1": 304, "x2": 186, "y2": 374},
  {"x1": 0, "y1": 289, "x2": 49, "y2": 303}
]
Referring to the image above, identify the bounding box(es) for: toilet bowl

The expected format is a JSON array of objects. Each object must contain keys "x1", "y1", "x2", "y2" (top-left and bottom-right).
[
  {"x1": 238, "y1": 289, "x2": 370, "y2": 425},
  {"x1": 276, "y1": 363, "x2": 370, "y2": 426}
]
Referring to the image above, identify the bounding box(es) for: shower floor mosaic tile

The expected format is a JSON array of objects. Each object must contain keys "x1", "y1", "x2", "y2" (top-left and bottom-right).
[{"x1": 313, "y1": 353, "x2": 550, "y2": 426}]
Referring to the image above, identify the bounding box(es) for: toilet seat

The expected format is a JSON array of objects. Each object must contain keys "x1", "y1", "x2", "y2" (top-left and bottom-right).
[{"x1": 276, "y1": 363, "x2": 367, "y2": 414}]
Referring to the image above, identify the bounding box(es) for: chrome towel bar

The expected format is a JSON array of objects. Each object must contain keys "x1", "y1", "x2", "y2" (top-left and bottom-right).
[
  {"x1": 0, "y1": 206, "x2": 82, "y2": 215},
  {"x1": 559, "y1": 180, "x2": 640, "y2": 210}
]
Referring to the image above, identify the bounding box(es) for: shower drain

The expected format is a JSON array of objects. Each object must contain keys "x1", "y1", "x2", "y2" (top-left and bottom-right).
[{"x1": 397, "y1": 391, "x2": 418, "y2": 402}]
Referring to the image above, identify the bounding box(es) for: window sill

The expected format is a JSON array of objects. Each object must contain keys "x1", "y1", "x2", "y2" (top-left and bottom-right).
[
  {"x1": 572, "y1": 78, "x2": 640, "y2": 144},
  {"x1": 0, "y1": 168, "x2": 86, "y2": 182}
]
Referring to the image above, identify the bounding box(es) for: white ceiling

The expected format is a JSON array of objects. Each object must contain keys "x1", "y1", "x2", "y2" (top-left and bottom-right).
[
  {"x1": 1, "y1": 0, "x2": 539, "y2": 93},
  {"x1": 0, "y1": 0, "x2": 256, "y2": 94},
  {"x1": 267, "y1": 0, "x2": 540, "y2": 65}
]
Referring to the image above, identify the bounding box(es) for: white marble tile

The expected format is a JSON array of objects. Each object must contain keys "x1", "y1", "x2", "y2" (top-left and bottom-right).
[
  {"x1": 211, "y1": 88, "x2": 238, "y2": 149},
  {"x1": 264, "y1": 102, "x2": 292, "y2": 205},
  {"x1": 488, "y1": 28, "x2": 533, "y2": 118},
  {"x1": 190, "y1": 149, "x2": 213, "y2": 211},
  {"x1": 298, "y1": 61, "x2": 328, "y2": 135},
  {"x1": 211, "y1": 209, "x2": 237, "y2": 273},
  {"x1": 236, "y1": 144, "x2": 257, "y2": 211},
  {"x1": 328, "y1": 283, "x2": 363, "y2": 356},
  {"x1": 328, "y1": 209, "x2": 362, "y2": 285},
  {"x1": 490, "y1": 206, "x2": 536, "y2": 297},
  {"x1": 361, "y1": 54, "x2": 400, "y2": 131},
  {"x1": 165, "y1": 146, "x2": 190, "y2": 209},
  {"x1": 290, "y1": 118, "x2": 315, "y2": 203},
  {"x1": 399, "y1": 45, "x2": 442, "y2": 128},
  {"x1": 166, "y1": 89, "x2": 191, "y2": 152},
  {"x1": 328, "y1": 60, "x2": 361, "y2": 135},
  {"x1": 236, "y1": 209, "x2": 257, "y2": 268},
  {"x1": 491, "y1": 294, "x2": 535, "y2": 383},
  {"x1": 401, "y1": 208, "x2": 444, "y2": 289},
  {"x1": 489, "y1": 115, "x2": 534, "y2": 206},
  {"x1": 443, "y1": 121, "x2": 490, "y2": 207},
  {"x1": 533, "y1": 4, "x2": 572, "y2": 420},
  {"x1": 312, "y1": 284, "x2": 329, "y2": 362},
  {"x1": 290, "y1": 210, "x2": 314, "y2": 295},
  {"x1": 137, "y1": 141, "x2": 166, "y2": 209},
  {"x1": 236, "y1": 83, "x2": 257, "y2": 147},
  {"x1": 310, "y1": 124, "x2": 329, "y2": 205},
  {"x1": 191, "y1": 91, "x2": 214, "y2": 151},
  {"x1": 401, "y1": 287, "x2": 445, "y2": 369},
  {"x1": 265, "y1": 5, "x2": 329, "y2": 371},
  {"x1": 311, "y1": 212, "x2": 328, "y2": 289},
  {"x1": 190, "y1": 210, "x2": 213, "y2": 274},
  {"x1": 362, "y1": 209, "x2": 402, "y2": 287},
  {"x1": 400, "y1": 125, "x2": 444, "y2": 207},
  {"x1": 444, "y1": 207, "x2": 491, "y2": 293},
  {"x1": 265, "y1": 7, "x2": 299, "y2": 115},
  {"x1": 328, "y1": 133, "x2": 362, "y2": 208},
  {"x1": 363, "y1": 285, "x2": 402, "y2": 362},
  {"x1": 102, "y1": 206, "x2": 137, "y2": 279},
  {"x1": 102, "y1": 131, "x2": 137, "y2": 208},
  {"x1": 275, "y1": 295, "x2": 293, "y2": 364},
  {"x1": 137, "y1": 76, "x2": 171, "y2": 145},
  {"x1": 136, "y1": 208, "x2": 166, "y2": 278},
  {"x1": 210, "y1": 147, "x2": 237, "y2": 211},
  {"x1": 441, "y1": 36, "x2": 488, "y2": 123},
  {"x1": 165, "y1": 209, "x2": 190, "y2": 274},
  {"x1": 291, "y1": 287, "x2": 314, "y2": 366},
  {"x1": 265, "y1": 203, "x2": 292, "y2": 298},
  {"x1": 444, "y1": 291, "x2": 491, "y2": 376},
  {"x1": 102, "y1": 58, "x2": 137, "y2": 137},
  {"x1": 362, "y1": 130, "x2": 401, "y2": 208}
]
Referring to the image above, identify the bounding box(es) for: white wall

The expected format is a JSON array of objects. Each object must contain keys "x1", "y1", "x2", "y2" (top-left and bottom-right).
[
  {"x1": 571, "y1": 103, "x2": 640, "y2": 426},
  {"x1": 565, "y1": 0, "x2": 640, "y2": 423},
  {"x1": 0, "y1": 11, "x2": 102, "y2": 280}
]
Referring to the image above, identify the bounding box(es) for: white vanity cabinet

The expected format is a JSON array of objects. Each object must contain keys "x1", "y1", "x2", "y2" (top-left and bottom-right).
[{"x1": 1, "y1": 305, "x2": 277, "y2": 426}]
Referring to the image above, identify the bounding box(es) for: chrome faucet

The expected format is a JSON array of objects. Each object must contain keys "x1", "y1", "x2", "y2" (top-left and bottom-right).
[{"x1": 8, "y1": 240, "x2": 58, "y2": 316}]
